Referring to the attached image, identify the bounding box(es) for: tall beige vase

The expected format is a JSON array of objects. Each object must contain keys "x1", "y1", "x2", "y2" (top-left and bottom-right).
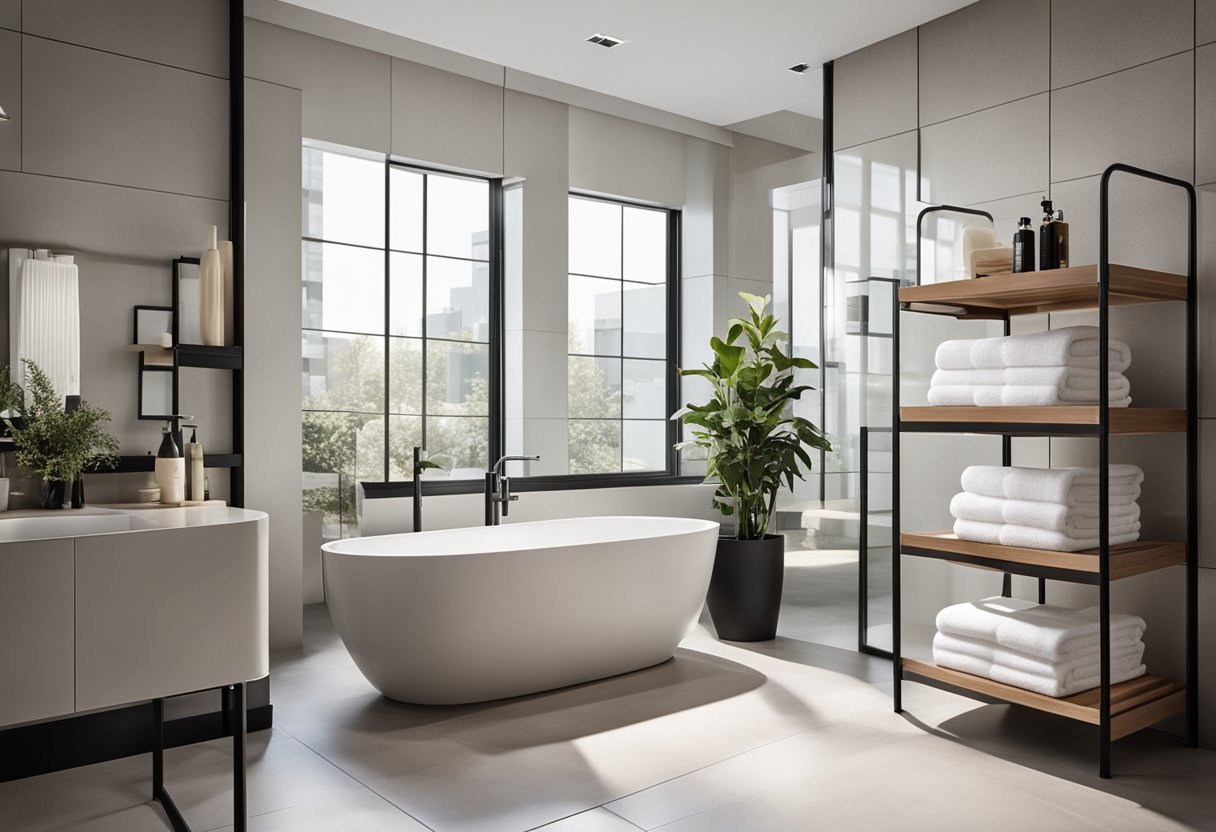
[{"x1": 200, "y1": 225, "x2": 224, "y2": 346}]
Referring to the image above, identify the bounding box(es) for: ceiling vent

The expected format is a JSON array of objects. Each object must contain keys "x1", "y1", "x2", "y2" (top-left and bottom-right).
[
  {"x1": 586, "y1": 33, "x2": 624, "y2": 48},
  {"x1": 786, "y1": 62, "x2": 813, "y2": 74}
]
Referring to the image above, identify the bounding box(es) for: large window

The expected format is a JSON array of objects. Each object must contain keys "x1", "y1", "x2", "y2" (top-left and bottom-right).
[
  {"x1": 567, "y1": 195, "x2": 676, "y2": 475},
  {"x1": 302, "y1": 145, "x2": 495, "y2": 537}
]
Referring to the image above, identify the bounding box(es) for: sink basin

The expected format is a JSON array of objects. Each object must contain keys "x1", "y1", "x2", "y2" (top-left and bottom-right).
[{"x1": 0, "y1": 511, "x2": 157, "y2": 542}]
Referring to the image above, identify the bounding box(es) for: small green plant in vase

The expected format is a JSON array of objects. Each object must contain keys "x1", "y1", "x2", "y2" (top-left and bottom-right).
[
  {"x1": 674, "y1": 292, "x2": 831, "y2": 640},
  {"x1": 9, "y1": 360, "x2": 120, "y2": 509}
]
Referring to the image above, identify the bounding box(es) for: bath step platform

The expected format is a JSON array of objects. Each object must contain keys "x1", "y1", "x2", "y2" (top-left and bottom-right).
[
  {"x1": 901, "y1": 659, "x2": 1185, "y2": 740},
  {"x1": 901, "y1": 532, "x2": 1184, "y2": 583}
]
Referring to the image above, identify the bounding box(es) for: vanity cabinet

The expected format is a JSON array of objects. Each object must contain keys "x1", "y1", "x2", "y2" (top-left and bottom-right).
[{"x1": 0, "y1": 539, "x2": 76, "y2": 726}]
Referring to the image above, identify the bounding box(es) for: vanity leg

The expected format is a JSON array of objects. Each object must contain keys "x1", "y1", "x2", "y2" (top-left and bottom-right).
[
  {"x1": 231, "y1": 683, "x2": 247, "y2": 832},
  {"x1": 152, "y1": 698, "x2": 164, "y2": 799}
]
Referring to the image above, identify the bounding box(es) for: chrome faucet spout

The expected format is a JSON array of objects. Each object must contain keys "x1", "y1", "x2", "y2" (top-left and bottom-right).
[
  {"x1": 485, "y1": 454, "x2": 540, "y2": 525},
  {"x1": 493, "y1": 454, "x2": 541, "y2": 476}
]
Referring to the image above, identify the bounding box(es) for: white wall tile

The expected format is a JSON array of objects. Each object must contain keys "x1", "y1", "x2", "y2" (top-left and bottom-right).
[
  {"x1": 1201, "y1": 0, "x2": 1216, "y2": 45},
  {"x1": 833, "y1": 29, "x2": 918, "y2": 150},
  {"x1": 1050, "y1": 52, "x2": 1194, "y2": 183},
  {"x1": 918, "y1": 0, "x2": 1050, "y2": 125},
  {"x1": 569, "y1": 107, "x2": 686, "y2": 208},
  {"x1": 1052, "y1": 0, "x2": 1193, "y2": 88},
  {"x1": 22, "y1": 37, "x2": 228, "y2": 199},
  {"x1": 245, "y1": 19, "x2": 390, "y2": 153},
  {"x1": 683, "y1": 137, "x2": 730, "y2": 279},
  {"x1": 0, "y1": 27, "x2": 18, "y2": 171},
  {"x1": 921, "y1": 94, "x2": 1049, "y2": 206},
  {"x1": 1198, "y1": 45, "x2": 1216, "y2": 186},
  {"x1": 392, "y1": 58, "x2": 503, "y2": 175},
  {"x1": 23, "y1": 0, "x2": 228, "y2": 77}
]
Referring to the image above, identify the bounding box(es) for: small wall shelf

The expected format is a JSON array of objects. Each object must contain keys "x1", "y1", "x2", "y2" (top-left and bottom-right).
[
  {"x1": 177, "y1": 344, "x2": 243, "y2": 370},
  {"x1": 898, "y1": 406, "x2": 1187, "y2": 436},
  {"x1": 104, "y1": 454, "x2": 243, "y2": 474}
]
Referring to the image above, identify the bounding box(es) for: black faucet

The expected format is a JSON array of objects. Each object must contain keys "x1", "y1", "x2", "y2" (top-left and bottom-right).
[
  {"x1": 412, "y1": 446, "x2": 423, "y2": 532},
  {"x1": 485, "y1": 454, "x2": 540, "y2": 525}
]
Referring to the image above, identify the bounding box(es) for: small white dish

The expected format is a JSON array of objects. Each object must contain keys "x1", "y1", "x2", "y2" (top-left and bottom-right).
[{"x1": 137, "y1": 487, "x2": 161, "y2": 503}]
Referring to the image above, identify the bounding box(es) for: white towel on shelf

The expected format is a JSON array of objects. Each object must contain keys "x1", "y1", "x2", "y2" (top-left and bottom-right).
[
  {"x1": 927, "y1": 384, "x2": 1131, "y2": 407},
  {"x1": 930, "y1": 366, "x2": 1131, "y2": 393},
  {"x1": 949, "y1": 492, "x2": 1141, "y2": 533},
  {"x1": 933, "y1": 631, "x2": 1145, "y2": 678},
  {"x1": 932, "y1": 645, "x2": 1146, "y2": 698},
  {"x1": 959, "y1": 465, "x2": 1144, "y2": 506},
  {"x1": 935, "y1": 596, "x2": 1147, "y2": 662},
  {"x1": 954, "y1": 518, "x2": 1140, "y2": 551},
  {"x1": 935, "y1": 326, "x2": 1132, "y2": 372}
]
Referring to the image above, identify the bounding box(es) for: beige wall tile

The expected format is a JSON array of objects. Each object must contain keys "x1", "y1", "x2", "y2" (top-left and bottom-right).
[
  {"x1": 834, "y1": 29, "x2": 918, "y2": 150},
  {"x1": 1052, "y1": 0, "x2": 1192, "y2": 87}
]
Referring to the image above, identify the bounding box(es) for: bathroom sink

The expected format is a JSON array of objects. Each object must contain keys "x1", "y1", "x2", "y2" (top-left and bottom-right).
[{"x1": 0, "y1": 510, "x2": 158, "y2": 542}]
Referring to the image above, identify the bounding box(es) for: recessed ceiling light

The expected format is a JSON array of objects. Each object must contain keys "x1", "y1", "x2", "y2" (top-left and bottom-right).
[
  {"x1": 586, "y1": 33, "x2": 625, "y2": 48},
  {"x1": 786, "y1": 63, "x2": 813, "y2": 74}
]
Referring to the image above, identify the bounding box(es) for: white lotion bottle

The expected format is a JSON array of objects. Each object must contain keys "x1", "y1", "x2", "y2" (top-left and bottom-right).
[
  {"x1": 155, "y1": 423, "x2": 185, "y2": 505},
  {"x1": 200, "y1": 225, "x2": 224, "y2": 346}
]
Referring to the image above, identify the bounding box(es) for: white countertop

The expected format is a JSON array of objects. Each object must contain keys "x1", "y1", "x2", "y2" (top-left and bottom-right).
[{"x1": 0, "y1": 505, "x2": 268, "y2": 542}]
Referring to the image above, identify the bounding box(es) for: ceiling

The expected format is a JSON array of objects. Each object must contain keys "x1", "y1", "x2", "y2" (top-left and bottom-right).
[{"x1": 277, "y1": 0, "x2": 976, "y2": 128}]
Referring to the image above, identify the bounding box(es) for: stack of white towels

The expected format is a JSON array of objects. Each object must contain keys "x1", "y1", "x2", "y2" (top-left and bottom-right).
[
  {"x1": 934, "y1": 596, "x2": 1147, "y2": 698},
  {"x1": 951, "y1": 464, "x2": 1144, "y2": 552},
  {"x1": 928, "y1": 325, "x2": 1133, "y2": 407}
]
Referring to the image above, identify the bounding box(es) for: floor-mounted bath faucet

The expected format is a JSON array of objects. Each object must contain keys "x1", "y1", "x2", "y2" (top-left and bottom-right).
[{"x1": 485, "y1": 455, "x2": 540, "y2": 525}]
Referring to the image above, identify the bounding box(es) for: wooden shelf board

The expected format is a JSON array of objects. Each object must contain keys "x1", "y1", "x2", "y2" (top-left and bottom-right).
[
  {"x1": 899, "y1": 264, "x2": 1187, "y2": 317},
  {"x1": 901, "y1": 659, "x2": 1184, "y2": 734},
  {"x1": 901, "y1": 532, "x2": 1184, "y2": 581},
  {"x1": 899, "y1": 406, "x2": 1186, "y2": 435}
]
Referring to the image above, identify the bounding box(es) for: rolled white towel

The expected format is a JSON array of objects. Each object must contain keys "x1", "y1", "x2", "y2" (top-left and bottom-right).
[
  {"x1": 954, "y1": 518, "x2": 1140, "y2": 551},
  {"x1": 935, "y1": 596, "x2": 1147, "y2": 662},
  {"x1": 960, "y1": 465, "x2": 1144, "y2": 505},
  {"x1": 933, "y1": 631, "x2": 1145, "y2": 678},
  {"x1": 949, "y1": 492, "x2": 1141, "y2": 533},
  {"x1": 935, "y1": 326, "x2": 1132, "y2": 372},
  {"x1": 933, "y1": 643, "x2": 1146, "y2": 698},
  {"x1": 927, "y1": 384, "x2": 1131, "y2": 407},
  {"x1": 930, "y1": 366, "x2": 1130, "y2": 392}
]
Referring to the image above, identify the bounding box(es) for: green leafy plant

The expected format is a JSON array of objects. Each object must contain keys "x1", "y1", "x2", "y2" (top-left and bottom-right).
[
  {"x1": 675, "y1": 293, "x2": 831, "y2": 540},
  {"x1": 9, "y1": 360, "x2": 120, "y2": 483},
  {"x1": 0, "y1": 364, "x2": 23, "y2": 434}
]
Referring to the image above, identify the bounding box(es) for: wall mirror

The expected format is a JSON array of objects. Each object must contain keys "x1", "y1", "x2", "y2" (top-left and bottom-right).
[
  {"x1": 173, "y1": 258, "x2": 202, "y2": 345},
  {"x1": 134, "y1": 305, "x2": 173, "y2": 347}
]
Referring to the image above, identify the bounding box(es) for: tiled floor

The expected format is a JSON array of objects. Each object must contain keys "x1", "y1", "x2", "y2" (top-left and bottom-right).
[{"x1": 2, "y1": 550, "x2": 1213, "y2": 831}]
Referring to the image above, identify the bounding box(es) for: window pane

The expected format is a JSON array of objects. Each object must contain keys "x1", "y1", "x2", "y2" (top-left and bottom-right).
[
  {"x1": 302, "y1": 410, "x2": 384, "y2": 539},
  {"x1": 303, "y1": 147, "x2": 384, "y2": 248},
  {"x1": 389, "y1": 167, "x2": 423, "y2": 252},
  {"x1": 301, "y1": 331, "x2": 384, "y2": 413},
  {"x1": 569, "y1": 197, "x2": 621, "y2": 278},
  {"x1": 568, "y1": 275, "x2": 621, "y2": 355},
  {"x1": 425, "y1": 416, "x2": 489, "y2": 474},
  {"x1": 388, "y1": 337, "x2": 423, "y2": 415},
  {"x1": 569, "y1": 419, "x2": 621, "y2": 474},
  {"x1": 302, "y1": 242, "x2": 384, "y2": 334},
  {"x1": 427, "y1": 256, "x2": 491, "y2": 342},
  {"x1": 386, "y1": 414, "x2": 423, "y2": 480},
  {"x1": 389, "y1": 253, "x2": 423, "y2": 337},
  {"x1": 568, "y1": 355, "x2": 621, "y2": 418},
  {"x1": 426, "y1": 340, "x2": 489, "y2": 416},
  {"x1": 622, "y1": 281, "x2": 666, "y2": 358},
  {"x1": 427, "y1": 174, "x2": 489, "y2": 260},
  {"x1": 623, "y1": 206, "x2": 667, "y2": 283},
  {"x1": 623, "y1": 420, "x2": 666, "y2": 472},
  {"x1": 623, "y1": 359, "x2": 666, "y2": 418}
]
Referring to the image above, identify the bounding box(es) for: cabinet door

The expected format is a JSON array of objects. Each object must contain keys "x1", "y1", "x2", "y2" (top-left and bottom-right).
[{"x1": 0, "y1": 539, "x2": 75, "y2": 726}]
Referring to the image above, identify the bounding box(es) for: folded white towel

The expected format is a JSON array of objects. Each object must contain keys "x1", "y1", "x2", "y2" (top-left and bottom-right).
[
  {"x1": 930, "y1": 366, "x2": 1131, "y2": 394},
  {"x1": 954, "y1": 518, "x2": 1140, "y2": 551},
  {"x1": 927, "y1": 384, "x2": 1131, "y2": 407},
  {"x1": 933, "y1": 645, "x2": 1146, "y2": 698},
  {"x1": 949, "y1": 492, "x2": 1141, "y2": 534},
  {"x1": 1068, "y1": 484, "x2": 1142, "y2": 505},
  {"x1": 959, "y1": 465, "x2": 1144, "y2": 506},
  {"x1": 935, "y1": 326, "x2": 1132, "y2": 372},
  {"x1": 935, "y1": 596, "x2": 1146, "y2": 661},
  {"x1": 933, "y1": 631, "x2": 1145, "y2": 679}
]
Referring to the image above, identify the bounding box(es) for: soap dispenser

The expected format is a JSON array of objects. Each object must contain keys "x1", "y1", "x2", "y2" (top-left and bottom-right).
[
  {"x1": 1038, "y1": 198, "x2": 1058, "y2": 270},
  {"x1": 1053, "y1": 208, "x2": 1069, "y2": 268},
  {"x1": 184, "y1": 424, "x2": 204, "y2": 503},
  {"x1": 155, "y1": 422, "x2": 185, "y2": 505},
  {"x1": 1012, "y1": 217, "x2": 1035, "y2": 273}
]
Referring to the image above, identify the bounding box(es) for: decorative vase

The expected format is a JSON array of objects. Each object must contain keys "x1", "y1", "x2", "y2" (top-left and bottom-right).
[
  {"x1": 41, "y1": 479, "x2": 66, "y2": 510},
  {"x1": 70, "y1": 476, "x2": 85, "y2": 509},
  {"x1": 200, "y1": 225, "x2": 224, "y2": 346},
  {"x1": 705, "y1": 534, "x2": 785, "y2": 641}
]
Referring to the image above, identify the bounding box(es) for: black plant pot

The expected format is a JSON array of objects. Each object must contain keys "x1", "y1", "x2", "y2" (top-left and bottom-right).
[
  {"x1": 705, "y1": 534, "x2": 784, "y2": 642},
  {"x1": 41, "y1": 479, "x2": 67, "y2": 510},
  {"x1": 71, "y1": 476, "x2": 85, "y2": 509}
]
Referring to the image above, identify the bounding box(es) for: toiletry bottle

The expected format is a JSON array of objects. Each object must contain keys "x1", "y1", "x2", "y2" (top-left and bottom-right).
[
  {"x1": 1012, "y1": 217, "x2": 1035, "y2": 273},
  {"x1": 184, "y1": 424, "x2": 204, "y2": 503},
  {"x1": 200, "y1": 225, "x2": 224, "y2": 346},
  {"x1": 154, "y1": 423, "x2": 185, "y2": 505},
  {"x1": 1053, "y1": 209, "x2": 1069, "y2": 268},
  {"x1": 1038, "y1": 198, "x2": 1059, "y2": 270}
]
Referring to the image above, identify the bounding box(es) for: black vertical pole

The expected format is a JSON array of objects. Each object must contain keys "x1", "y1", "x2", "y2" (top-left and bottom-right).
[
  {"x1": 892, "y1": 282, "x2": 902, "y2": 713},
  {"x1": 412, "y1": 446, "x2": 422, "y2": 532},
  {"x1": 229, "y1": 0, "x2": 245, "y2": 507},
  {"x1": 859, "y1": 426, "x2": 869, "y2": 651},
  {"x1": 152, "y1": 699, "x2": 164, "y2": 798},
  {"x1": 1185, "y1": 178, "x2": 1199, "y2": 749},
  {"x1": 1098, "y1": 167, "x2": 1113, "y2": 779},
  {"x1": 232, "y1": 683, "x2": 247, "y2": 832}
]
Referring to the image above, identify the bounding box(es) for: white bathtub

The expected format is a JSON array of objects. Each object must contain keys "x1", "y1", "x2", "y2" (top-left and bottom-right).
[{"x1": 321, "y1": 516, "x2": 719, "y2": 704}]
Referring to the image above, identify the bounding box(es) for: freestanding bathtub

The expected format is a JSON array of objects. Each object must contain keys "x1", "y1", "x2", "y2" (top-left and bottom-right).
[{"x1": 321, "y1": 516, "x2": 719, "y2": 704}]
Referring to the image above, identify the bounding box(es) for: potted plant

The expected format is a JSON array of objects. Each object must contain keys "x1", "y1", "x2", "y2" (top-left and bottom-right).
[
  {"x1": 9, "y1": 360, "x2": 120, "y2": 509},
  {"x1": 675, "y1": 293, "x2": 830, "y2": 641}
]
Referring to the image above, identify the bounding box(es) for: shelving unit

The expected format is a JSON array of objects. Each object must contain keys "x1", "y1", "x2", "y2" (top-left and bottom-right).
[{"x1": 892, "y1": 164, "x2": 1198, "y2": 778}]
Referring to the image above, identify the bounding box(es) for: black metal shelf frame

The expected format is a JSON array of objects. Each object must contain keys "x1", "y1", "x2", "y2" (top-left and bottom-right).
[{"x1": 890, "y1": 164, "x2": 1199, "y2": 779}]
